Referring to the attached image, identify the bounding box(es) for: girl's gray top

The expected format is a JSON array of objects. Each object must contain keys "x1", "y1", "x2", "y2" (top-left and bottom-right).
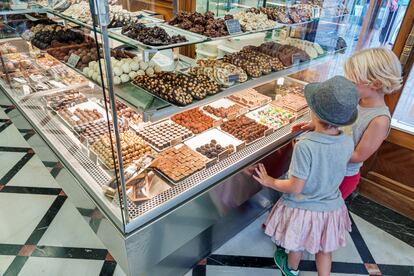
[{"x1": 345, "y1": 105, "x2": 391, "y2": 176}]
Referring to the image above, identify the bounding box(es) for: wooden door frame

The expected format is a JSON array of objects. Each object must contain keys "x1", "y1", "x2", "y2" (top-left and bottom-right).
[{"x1": 386, "y1": 0, "x2": 414, "y2": 114}]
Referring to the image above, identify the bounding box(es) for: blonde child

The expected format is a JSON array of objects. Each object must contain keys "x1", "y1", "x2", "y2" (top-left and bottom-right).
[
  {"x1": 255, "y1": 76, "x2": 359, "y2": 276},
  {"x1": 293, "y1": 48, "x2": 402, "y2": 199}
]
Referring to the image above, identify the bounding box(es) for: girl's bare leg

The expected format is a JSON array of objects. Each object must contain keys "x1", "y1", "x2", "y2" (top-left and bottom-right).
[
  {"x1": 288, "y1": 251, "x2": 302, "y2": 270},
  {"x1": 315, "y1": 251, "x2": 332, "y2": 276}
]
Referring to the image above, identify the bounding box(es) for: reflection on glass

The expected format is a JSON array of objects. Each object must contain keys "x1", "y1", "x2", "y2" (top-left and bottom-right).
[{"x1": 392, "y1": 68, "x2": 414, "y2": 134}]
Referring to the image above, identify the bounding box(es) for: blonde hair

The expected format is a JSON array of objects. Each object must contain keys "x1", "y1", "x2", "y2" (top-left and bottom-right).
[{"x1": 344, "y1": 48, "x2": 402, "y2": 94}]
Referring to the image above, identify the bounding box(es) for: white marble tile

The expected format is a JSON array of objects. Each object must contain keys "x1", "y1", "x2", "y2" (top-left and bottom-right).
[
  {"x1": 0, "y1": 255, "x2": 15, "y2": 275},
  {"x1": 0, "y1": 124, "x2": 29, "y2": 147},
  {"x1": 23, "y1": 134, "x2": 59, "y2": 163},
  {"x1": 0, "y1": 108, "x2": 8, "y2": 119},
  {"x1": 19, "y1": 257, "x2": 104, "y2": 276},
  {"x1": 0, "y1": 152, "x2": 25, "y2": 179},
  {"x1": 301, "y1": 232, "x2": 362, "y2": 263},
  {"x1": 113, "y1": 264, "x2": 127, "y2": 276},
  {"x1": 207, "y1": 265, "x2": 282, "y2": 276},
  {"x1": 38, "y1": 200, "x2": 105, "y2": 249},
  {"x1": 214, "y1": 212, "x2": 276, "y2": 258},
  {"x1": 352, "y1": 214, "x2": 414, "y2": 265},
  {"x1": 0, "y1": 193, "x2": 56, "y2": 244},
  {"x1": 7, "y1": 155, "x2": 59, "y2": 188},
  {"x1": 183, "y1": 269, "x2": 192, "y2": 276}
]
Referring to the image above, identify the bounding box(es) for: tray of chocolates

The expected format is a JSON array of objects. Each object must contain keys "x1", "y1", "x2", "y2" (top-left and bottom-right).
[
  {"x1": 57, "y1": 100, "x2": 110, "y2": 128},
  {"x1": 75, "y1": 120, "x2": 129, "y2": 145},
  {"x1": 137, "y1": 120, "x2": 193, "y2": 152},
  {"x1": 223, "y1": 48, "x2": 285, "y2": 77},
  {"x1": 132, "y1": 72, "x2": 221, "y2": 107},
  {"x1": 220, "y1": 115, "x2": 270, "y2": 144},
  {"x1": 184, "y1": 128, "x2": 244, "y2": 164},
  {"x1": 227, "y1": 88, "x2": 271, "y2": 110},
  {"x1": 271, "y1": 92, "x2": 308, "y2": 115},
  {"x1": 246, "y1": 105, "x2": 295, "y2": 130},
  {"x1": 171, "y1": 108, "x2": 217, "y2": 134},
  {"x1": 91, "y1": 130, "x2": 153, "y2": 170},
  {"x1": 115, "y1": 22, "x2": 206, "y2": 50},
  {"x1": 168, "y1": 11, "x2": 246, "y2": 40},
  {"x1": 43, "y1": 90, "x2": 88, "y2": 111},
  {"x1": 202, "y1": 98, "x2": 248, "y2": 120},
  {"x1": 150, "y1": 144, "x2": 207, "y2": 183}
]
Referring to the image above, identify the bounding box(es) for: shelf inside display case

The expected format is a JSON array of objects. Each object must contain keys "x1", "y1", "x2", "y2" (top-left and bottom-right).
[{"x1": 140, "y1": 53, "x2": 332, "y2": 122}]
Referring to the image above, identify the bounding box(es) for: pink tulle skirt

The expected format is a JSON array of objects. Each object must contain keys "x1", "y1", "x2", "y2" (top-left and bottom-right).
[{"x1": 264, "y1": 199, "x2": 352, "y2": 254}]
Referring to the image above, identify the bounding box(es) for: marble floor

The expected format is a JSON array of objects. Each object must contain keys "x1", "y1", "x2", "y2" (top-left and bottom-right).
[{"x1": 0, "y1": 92, "x2": 414, "y2": 276}]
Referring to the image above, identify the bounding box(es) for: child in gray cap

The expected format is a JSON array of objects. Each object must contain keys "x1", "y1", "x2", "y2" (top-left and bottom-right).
[{"x1": 254, "y1": 76, "x2": 359, "y2": 276}]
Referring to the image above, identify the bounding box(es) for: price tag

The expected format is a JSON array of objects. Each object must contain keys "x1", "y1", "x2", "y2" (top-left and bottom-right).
[
  {"x1": 71, "y1": 115, "x2": 80, "y2": 122},
  {"x1": 291, "y1": 53, "x2": 302, "y2": 65},
  {"x1": 13, "y1": 77, "x2": 27, "y2": 84},
  {"x1": 143, "y1": 49, "x2": 158, "y2": 62},
  {"x1": 67, "y1": 53, "x2": 81, "y2": 67},
  {"x1": 49, "y1": 80, "x2": 67, "y2": 88},
  {"x1": 225, "y1": 19, "x2": 242, "y2": 35},
  {"x1": 228, "y1": 74, "x2": 240, "y2": 83},
  {"x1": 22, "y1": 85, "x2": 31, "y2": 96},
  {"x1": 170, "y1": 136, "x2": 182, "y2": 146}
]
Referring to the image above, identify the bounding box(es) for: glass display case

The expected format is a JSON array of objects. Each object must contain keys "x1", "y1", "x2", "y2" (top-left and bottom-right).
[{"x1": 0, "y1": 0, "x2": 405, "y2": 274}]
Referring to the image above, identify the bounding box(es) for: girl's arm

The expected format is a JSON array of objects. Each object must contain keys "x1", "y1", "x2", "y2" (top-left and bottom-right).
[
  {"x1": 253, "y1": 164, "x2": 306, "y2": 194},
  {"x1": 351, "y1": 116, "x2": 390, "y2": 163}
]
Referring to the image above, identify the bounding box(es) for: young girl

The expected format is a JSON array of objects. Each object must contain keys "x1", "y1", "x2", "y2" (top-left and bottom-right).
[
  {"x1": 293, "y1": 48, "x2": 402, "y2": 199},
  {"x1": 254, "y1": 76, "x2": 359, "y2": 276}
]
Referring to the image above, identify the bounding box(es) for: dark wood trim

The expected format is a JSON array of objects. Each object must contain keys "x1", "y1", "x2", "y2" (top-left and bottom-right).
[
  {"x1": 360, "y1": 174, "x2": 414, "y2": 219},
  {"x1": 387, "y1": 128, "x2": 414, "y2": 151}
]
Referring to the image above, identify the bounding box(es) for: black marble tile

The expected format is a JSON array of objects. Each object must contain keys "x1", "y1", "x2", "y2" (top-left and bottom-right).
[
  {"x1": 0, "y1": 186, "x2": 62, "y2": 195},
  {"x1": 99, "y1": 261, "x2": 117, "y2": 276},
  {"x1": 348, "y1": 214, "x2": 376, "y2": 264},
  {"x1": 0, "y1": 118, "x2": 12, "y2": 132},
  {"x1": 18, "y1": 128, "x2": 36, "y2": 141},
  {"x1": 31, "y1": 246, "x2": 108, "y2": 260},
  {"x1": 50, "y1": 162, "x2": 63, "y2": 178},
  {"x1": 0, "y1": 146, "x2": 32, "y2": 153},
  {"x1": 25, "y1": 195, "x2": 66, "y2": 245},
  {"x1": 347, "y1": 195, "x2": 414, "y2": 247},
  {"x1": 0, "y1": 244, "x2": 21, "y2": 255},
  {"x1": 0, "y1": 152, "x2": 34, "y2": 185},
  {"x1": 192, "y1": 265, "x2": 206, "y2": 276},
  {"x1": 208, "y1": 255, "x2": 275, "y2": 269},
  {"x1": 0, "y1": 104, "x2": 16, "y2": 114},
  {"x1": 378, "y1": 264, "x2": 414, "y2": 276}
]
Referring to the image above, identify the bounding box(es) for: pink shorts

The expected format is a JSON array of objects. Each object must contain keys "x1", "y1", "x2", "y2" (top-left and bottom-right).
[{"x1": 339, "y1": 173, "x2": 361, "y2": 199}]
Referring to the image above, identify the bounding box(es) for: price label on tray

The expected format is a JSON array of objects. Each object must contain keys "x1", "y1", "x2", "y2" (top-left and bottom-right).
[
  {"x1": 22, "y1": 85, "x2": 31, "y2": 96},
  {"x1": 225, "y1": 19, "x2": 242, "y2": 35},
  {"x1": 67, "y1": 53, "x2": 81, "y2": 68},
  {"x1": 228, "y1": 74, "x2": 240, "y2": 83}
]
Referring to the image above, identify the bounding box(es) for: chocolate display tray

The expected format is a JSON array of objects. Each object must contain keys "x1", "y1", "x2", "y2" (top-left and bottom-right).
[
  {"x1": 151, "y1": 144, "x2": 208, "y2": 184},
  {"x1": 245, "y1": 104, "x2": 295, "y2": 130},
  {"x1": 131, "y1": 73, "x2": 224, "y2": 108},
  {"x1": 184, "y1": 128, "x2": 245, "y2": 165},
  {"x1": 136, "y1": 119, "x2": 194, "y2": 152},
  {"x1": 109, "y1": 23, "x2": 207, "y2": 50},
  {"x1": 201, "y1": 98, "x2": 248, "y2": 120}
]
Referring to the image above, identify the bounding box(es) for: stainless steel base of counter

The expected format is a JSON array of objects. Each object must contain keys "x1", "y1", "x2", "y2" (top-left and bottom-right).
[{"x1": 55, "y1": 140, "x2": 290, "y2": 276}]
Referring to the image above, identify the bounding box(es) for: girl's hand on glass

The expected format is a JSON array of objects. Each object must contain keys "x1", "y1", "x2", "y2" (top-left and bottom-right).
[
  {"x1": 253, "y1": 163, "x2": 274, "y2": 187},
  {"x1": 291, "y1": 121, "x2": 315, "y2": 133}
]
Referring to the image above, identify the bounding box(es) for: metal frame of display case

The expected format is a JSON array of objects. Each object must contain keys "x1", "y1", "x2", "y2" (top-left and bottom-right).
[{"x1": 0, "y1": 0, "x2": 347, "y2": 274}]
